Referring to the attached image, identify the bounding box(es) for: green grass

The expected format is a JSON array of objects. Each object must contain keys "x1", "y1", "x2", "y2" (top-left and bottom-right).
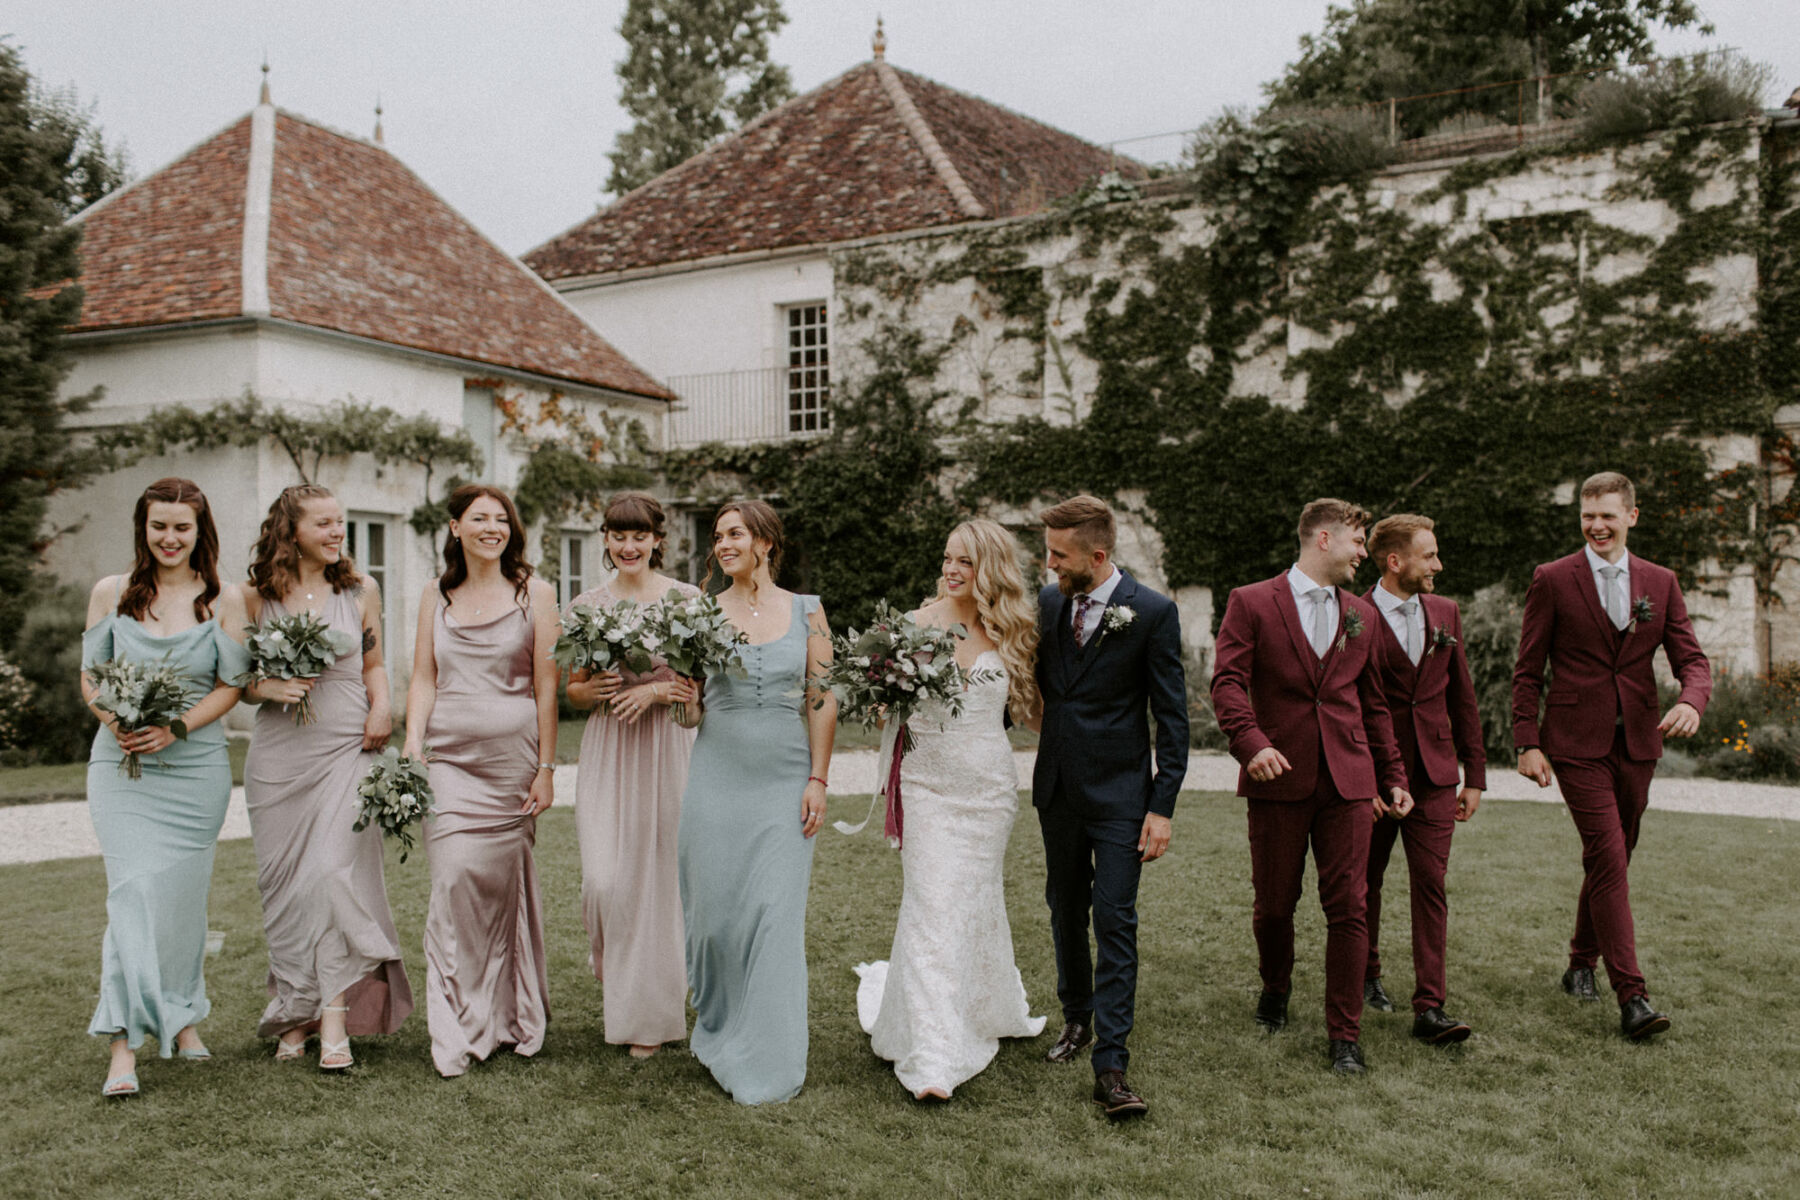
[{"x1": 3, "y1": 797, "x2": 1796, "y2": 1198}]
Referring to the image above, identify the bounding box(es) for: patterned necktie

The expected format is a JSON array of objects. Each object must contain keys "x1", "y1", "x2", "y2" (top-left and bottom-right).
[
  {"x1": 1599, "y1": 564, "x2": 1626, "y2": 630},
  {"x1": 1073, "y1": 594, "x2": 1095, "y2": 648},
  {"x1": 1396, "y1": 599, "x2": 1421, "y2": 664},
  {"x1": 1307, "y1": 588, "x2": 1332, "y2": 658}
]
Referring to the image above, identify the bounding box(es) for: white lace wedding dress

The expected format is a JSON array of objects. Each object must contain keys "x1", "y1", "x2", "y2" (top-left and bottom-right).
[{"x1": 855, "y1": 651, "x2": 1046, "y2": 1096}]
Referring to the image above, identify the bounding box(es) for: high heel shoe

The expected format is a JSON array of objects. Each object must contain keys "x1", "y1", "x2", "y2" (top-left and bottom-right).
[
  {"x1": 274, "y1": 1033, "x2": 308, "y2": 1062},
  {"x1": 102, "y1": 1035, "x2": 139, "y2": 1098},
  {"x1": 319, "y1": 1005, "x2": 353, "y2": 1071}
]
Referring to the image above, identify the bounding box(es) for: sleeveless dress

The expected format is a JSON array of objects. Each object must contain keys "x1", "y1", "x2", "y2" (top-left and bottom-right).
[
  {"x1": 421, "y1": 595, "x2": 549, "y2": 1077},
  {"x1": 244, "y1": 589, "x2": 412, "y2": 1040},
  {"x1": 678, "y1": 593, "x2": 820, "y2": 1104},
  {"x1": 855, "y1": 651, "x2": 1046, "y2": 1095},
  {"x1": 569, "y1": 579, "x2": 699, "y2": 1048},
  {"x1": 82, "y1": 606, "x2": 250, "y2": 1052}
]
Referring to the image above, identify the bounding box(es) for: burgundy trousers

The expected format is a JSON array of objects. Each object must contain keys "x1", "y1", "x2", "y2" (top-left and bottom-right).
[
  {"x1": 1553, "y1": 730, "x2": 1656, "y2": 1004},
  {"x1": 1365, "y1": 778, "x2": 1457, "y2": 1013},
  {"x1": 1247, "y1": 774, "x2": 1373, "y2": 1042}
]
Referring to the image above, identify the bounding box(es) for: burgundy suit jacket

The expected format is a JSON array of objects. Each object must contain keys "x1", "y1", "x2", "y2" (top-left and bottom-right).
[
  {"x1": 1362, "y1": 589, "x2": 1488, "y2": 791},
  {"x1": 1511, "y1": 550, "x2": 1712, "y2": 762},
  {"x1": 1211, "y1": 573, "x2": 1406, "y2": 801}
]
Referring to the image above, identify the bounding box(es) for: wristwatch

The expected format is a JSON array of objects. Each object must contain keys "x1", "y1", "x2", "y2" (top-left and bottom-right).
[{"x1": 536, "y1": 762, "x2": 554, "y2": 772}]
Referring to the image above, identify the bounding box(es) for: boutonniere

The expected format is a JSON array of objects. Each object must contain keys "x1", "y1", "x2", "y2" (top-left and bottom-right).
[
  {"x1": 1336, "y1": 607, "x2": 1365, "y2": 653},
  {"x1": 1427, "y1": 625, "x2": 1458, "y2": 657},
  {"x1": 1628, "y1": 595, "x2": 1653, "y2": 634},
  {"x1": 1104, "y1": 606, "x2": 1136, "y2": 633}
]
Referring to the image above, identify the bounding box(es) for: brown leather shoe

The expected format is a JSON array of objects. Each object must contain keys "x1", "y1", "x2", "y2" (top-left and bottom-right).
[
  {"x1": 1092, "y1": 1069, "x2": 1148, "y2": 1118},
  {"x1": 1045, "y1": 1017, "x2": 1093, "y2": 1064}
]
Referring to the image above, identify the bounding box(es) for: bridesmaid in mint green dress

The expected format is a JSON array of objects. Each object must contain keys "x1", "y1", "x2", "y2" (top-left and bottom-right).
[
  {"x1": 80, "y1": 479, "x2": 248, "y2": 1097},
  {"x1": 678, "y1": 500, "x2": 835, "y2": 1105}
]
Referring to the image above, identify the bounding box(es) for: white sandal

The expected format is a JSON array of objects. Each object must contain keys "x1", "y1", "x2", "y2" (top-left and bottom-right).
[
  {"x1": 319, "y1": 1005, "x2": 353, "y2": 1071},
  {"x1": 274, "y1": 1033, "x2": 308, "y2": 1062}
]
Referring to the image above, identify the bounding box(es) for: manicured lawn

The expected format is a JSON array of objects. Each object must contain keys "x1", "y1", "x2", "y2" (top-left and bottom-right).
[{"x1": 2, "y1": 796, "x2": 1795, "y2": 1198}]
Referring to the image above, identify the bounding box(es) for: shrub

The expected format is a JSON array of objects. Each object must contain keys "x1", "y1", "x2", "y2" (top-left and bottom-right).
[
  {"x1": 1672, "y1": 665, "x2": 1800, "y2": 782},
  {"x1": 1577, "y1": 52, "x2": 1772, "y2": 143},
  {"x1": 10, "y1": 585, "x2": 95, "y2": 764},
  {"x1": 1456, "y1": 584, "x2": 1525, "y2": 768},
  {"x1": 0, "y1": 654, "x2": 32, "y2": 751}
]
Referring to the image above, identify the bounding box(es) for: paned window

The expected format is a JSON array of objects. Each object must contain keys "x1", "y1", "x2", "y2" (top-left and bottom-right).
[{"x1": 784, "y1": 303, "x2": 829, "y2": 434}]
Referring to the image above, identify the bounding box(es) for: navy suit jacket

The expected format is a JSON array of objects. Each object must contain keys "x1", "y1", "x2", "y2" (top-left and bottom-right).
[{"x1": 1032, "y1": 569, "x2": 1189, "y2": 820}]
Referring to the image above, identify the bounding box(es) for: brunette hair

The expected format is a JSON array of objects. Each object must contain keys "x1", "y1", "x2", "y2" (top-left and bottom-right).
[
  {"x1": 1580, "y1": 471, "x2": 1637, "y2": 510},
  {"x1": 439, "y1": 484, "x2": 533, "y2": 610},
  {"x1": 1296, "y1": 498, "x2": 1372, "y2": 545},
  {"x1": 1039, "y1": 494, "x2": 1116, "y2": 553},
  {"x1": 601, "y1": 491, "x2": 667, "y2": 570},
  {"x1": 934, "y1": 519, "x2": 1041, "y2": 722},
  {"x1": 1367, "y1": 513, "x2": 1435, "y2": 567},
  {"x1": 120, "y1": 478, "x2": 222, "y2": 623},
  {"x1": 704, "y1": 499, "x2": 785, "y2": 606},
  {"x1": 247, "y1": 484, "x2": 361, "y2": 602}
]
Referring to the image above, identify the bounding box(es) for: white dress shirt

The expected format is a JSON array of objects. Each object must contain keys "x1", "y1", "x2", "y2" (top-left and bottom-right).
[
  {"x1": 1372, "y1": 581, "x2": 1425, "y2": 665},
  {"x1": 1286, "y1": 564, "x2": 1337, "y2": 658},
  {"x1": 1584, "y1": 544, "x2": 1632, "y2": 630},
  {"x1": 1071, "y1": 565, "x2": 1123, "y2": 645}
]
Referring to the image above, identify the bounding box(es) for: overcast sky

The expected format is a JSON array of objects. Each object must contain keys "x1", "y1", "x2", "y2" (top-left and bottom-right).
[{"x1": 12, "y1": 1, "x2": 1796, "y2": 255}]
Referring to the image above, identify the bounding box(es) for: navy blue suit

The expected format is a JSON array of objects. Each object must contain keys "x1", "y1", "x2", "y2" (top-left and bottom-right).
[{"x1": 1033, "y1": 569, "x2": 1188, "y2": 1075}]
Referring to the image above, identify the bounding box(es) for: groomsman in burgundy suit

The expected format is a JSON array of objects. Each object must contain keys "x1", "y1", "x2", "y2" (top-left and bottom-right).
[
  {"x1": 1211, "y1": 499, "x2": 1412, "y2": 1075},
  {"x1": 1358, "y1": 514, "x2": 1486, "y2": 1046},
  {"x1": 1512, "y1": 471, "x2": 1711, "y2": 1040}
]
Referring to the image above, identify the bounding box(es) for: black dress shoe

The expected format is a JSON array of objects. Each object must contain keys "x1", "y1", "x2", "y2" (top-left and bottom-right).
[
  {"x1": 1092, "y1": 1069, "x2": 1148, "y2": 1118},
  {"x1": 1561, "y1": 966, "x2": 1599, "y2": 1002},
  {"x1": 1045, "y1": 1017, "x2": 1093, "y2": 1064},
  {"x1": 1364, "y1": 977, "x2": 1395, "y2": 1012},
  {"x1": 1620, "y1": 996, "x2": 1670, "y2": 1041},
  {"x1": 1411, "y1": 1007, "x2": 1472, "y2": 1044},
  {"x1": 1329, "y1": 1039, "x2": 1366, "y2": 1074},
  {"x1": 1254, "y1": 990, "x2": 1289, "y2": 1032}
]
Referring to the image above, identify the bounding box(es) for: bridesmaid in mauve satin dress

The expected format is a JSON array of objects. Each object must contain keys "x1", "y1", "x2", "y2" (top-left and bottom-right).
[
  {"x1": 405, "y1": 485, "x2": 561, "y2": 1078},
  {"x1": 231, "y1": 484, "x2": 412, "y2": 1072}
]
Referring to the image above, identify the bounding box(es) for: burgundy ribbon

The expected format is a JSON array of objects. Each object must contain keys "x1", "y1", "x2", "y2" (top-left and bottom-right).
[{"x1": 883, "y1": 723, "x2": 907, "y2": 846}]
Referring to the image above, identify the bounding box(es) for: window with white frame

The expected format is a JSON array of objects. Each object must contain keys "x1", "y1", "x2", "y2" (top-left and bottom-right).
[
  {"x1": 561, "y1": 531, "x2": 587, "y2": 607},
  {"x1": 463, "y1": 384, "x2": 496, "y2": 479},
  {"x1": 346, "y1": 513, "x2": 396, "y2": 655},
  {"x1": 784, "y1": 303, "x2": 829, "y2": 434}
]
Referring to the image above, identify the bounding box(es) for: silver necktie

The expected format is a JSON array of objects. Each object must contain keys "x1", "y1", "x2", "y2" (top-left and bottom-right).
[
  {"x1": 1599, "y1": 564, "x2": 1626, "y2": 630},
  {"x1": 1307, "y1": 588, "x2": 1332, "y2": 658},
  {"x1": 1396, "y1": 599, "x2": 1421, "y2": 664}
]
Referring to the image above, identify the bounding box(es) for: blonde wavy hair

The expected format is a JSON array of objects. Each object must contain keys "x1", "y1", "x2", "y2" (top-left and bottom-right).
[{"x1": 933, "y1": 518, "x2": 1040, "y2": 722}]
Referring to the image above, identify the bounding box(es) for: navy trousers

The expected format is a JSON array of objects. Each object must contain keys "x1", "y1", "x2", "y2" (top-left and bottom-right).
[{"x1": 1039, "y1": 792, "x2": 1143, "y2": 1076}]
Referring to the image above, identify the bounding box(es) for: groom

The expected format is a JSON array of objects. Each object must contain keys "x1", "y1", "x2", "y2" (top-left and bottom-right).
[{"x1": 1033, "y1": 495, "x2": 1188, "y2": 1119}]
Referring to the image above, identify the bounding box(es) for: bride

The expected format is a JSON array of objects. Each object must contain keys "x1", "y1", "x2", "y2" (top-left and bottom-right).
[{"x1": 855, "y1": 518, "x2": 1047, "y2": 1099}]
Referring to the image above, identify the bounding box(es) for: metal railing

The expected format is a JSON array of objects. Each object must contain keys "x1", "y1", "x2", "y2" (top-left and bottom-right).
[{"x1": 665, "y1": 367, "x2": 831, "y2": 448}]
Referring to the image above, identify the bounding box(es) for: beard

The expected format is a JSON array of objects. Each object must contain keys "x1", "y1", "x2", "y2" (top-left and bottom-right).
[{"x1": 1055, "y1": 562, "x2": 1095, "y2": 597}]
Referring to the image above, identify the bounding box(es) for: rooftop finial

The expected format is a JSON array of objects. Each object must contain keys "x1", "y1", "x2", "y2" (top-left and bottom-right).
[
  {"x1": 259, "y1": 56, "x2": 271, "y2": 105},
  {"x1": 872, "y1": 15, "x2": 886, "y2": 61},
  {"x1": 374, "y1": 94, "x2": 384, "y2": 144}
]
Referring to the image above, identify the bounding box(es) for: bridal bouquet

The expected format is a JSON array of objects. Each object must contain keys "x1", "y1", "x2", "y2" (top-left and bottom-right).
[
  {"x1": 234, "y1": 611, "x2": 359, "y2": 725},
  {"x1": 552, "y1": 598, "x2": 657, "y2": 716},
  {"x1": 87, "y1": 656, "x2": 196, "y2": 780},
  {"x1": 643, "y1": 589, "x2": 749, "y2": 723},
  {"x1": 353, "y1": 747, "x2": 435, "y2": 863},
  {"x1": 823, "y1": 601, "x2": 998, "y2": 849}
]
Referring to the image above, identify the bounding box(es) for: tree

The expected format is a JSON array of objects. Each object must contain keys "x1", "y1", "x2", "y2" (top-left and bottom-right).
[
  {"x1": 0, "y1": 41, "x2": 127, "y2": 646},
  {"x1": 605, "y1": 0, "x2": 795, "y2": 196},
  {"x1": 1264, "y1": 0, "x2": 1711, "y2": 135}
]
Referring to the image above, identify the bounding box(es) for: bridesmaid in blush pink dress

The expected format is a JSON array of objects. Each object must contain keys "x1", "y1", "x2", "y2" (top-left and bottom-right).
[
  {"x1": 404, "y1": 485, "x2": 561, "y2": 1078},
  {"x1": 231, "y1": 484, "x2": 412, "y2": 1072},
  {"x1": 565, "y1": 492, "x2": 698, "y2": 1059}
]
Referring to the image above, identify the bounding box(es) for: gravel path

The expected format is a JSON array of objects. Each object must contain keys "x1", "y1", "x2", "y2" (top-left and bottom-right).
[{"x1": 6, "y1": 751, "x2": 1795, "y2": 868}]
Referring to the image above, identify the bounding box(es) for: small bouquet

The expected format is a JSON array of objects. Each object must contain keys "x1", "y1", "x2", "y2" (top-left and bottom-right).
[
  {"x1": 353, "y1": 747, "x2": 435, "y2": 863},
  {"x1": 552, "y1": 599, "x2": 657, "y2": 716},
  {"x1": 87, "y1": 656, "x2": 196, "y2": 780},
  {"x1": 643, "y1": 589, "x2": 749, "y2": 723},
  {"x1": 823, "y1": 601, "x2": 999, "y2": 848},
  {"x1": 234, "y1": 611, "x2": 359, "y2": 725}
]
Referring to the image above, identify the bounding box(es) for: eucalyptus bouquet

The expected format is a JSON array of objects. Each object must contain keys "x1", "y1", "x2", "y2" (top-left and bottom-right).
[
  {"x1": 353, "y1": 747, "x2": 435, "y2": 863},
  {"x1": 234, "y1": 611, "x2": 360, "y2": 725},
  {"x1": 87, "y1": 656, "x2": 196, "y2": 780},
  {"x1": 643, "y1": 589, "x2": 749, "y2": 723},
  {"x1": 552, "y1": 599, "x2": 657, "y2": 716}
]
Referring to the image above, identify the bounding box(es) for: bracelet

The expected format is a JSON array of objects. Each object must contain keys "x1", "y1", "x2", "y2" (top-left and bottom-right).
[
  {"x1": 807, "y1": 776, "x2": 828, "y2": 787},
  {"x1": 537, "y1": 762, "x2": 554, "y2": 772}
]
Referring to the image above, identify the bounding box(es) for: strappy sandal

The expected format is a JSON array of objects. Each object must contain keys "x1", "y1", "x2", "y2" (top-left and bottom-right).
[
  {"x1": 102, "y1": 1035, "x2": 139, "y2": 1097},
  {"x1": 274, "y1": 1032, "x2": 308, "y2": 1062},
  {"x1": 175, "y1": 1027, "x2": 211, "y2": 1060},
  {"x1": 319, "y1": 1005, "x2": 353, "y2": 1071}
]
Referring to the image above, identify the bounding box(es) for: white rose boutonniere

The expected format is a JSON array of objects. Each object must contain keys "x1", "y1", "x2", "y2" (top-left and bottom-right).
[{"x1": 1104, "y1": 605, "x2": 1137, "y2": 633}]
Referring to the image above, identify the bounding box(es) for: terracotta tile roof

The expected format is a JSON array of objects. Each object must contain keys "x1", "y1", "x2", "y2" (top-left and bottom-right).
[
  {"x1": 524, "y1": 60, "x2": 1138, "y2": 281},
  {"x1": 68, "y1": 110, "x2": 671, "y2": 399}
]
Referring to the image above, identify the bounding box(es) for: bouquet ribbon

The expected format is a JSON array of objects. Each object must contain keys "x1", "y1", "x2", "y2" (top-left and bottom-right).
[{"x1": 833, "y1": 719, "x2": 907, "y2": 849}]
